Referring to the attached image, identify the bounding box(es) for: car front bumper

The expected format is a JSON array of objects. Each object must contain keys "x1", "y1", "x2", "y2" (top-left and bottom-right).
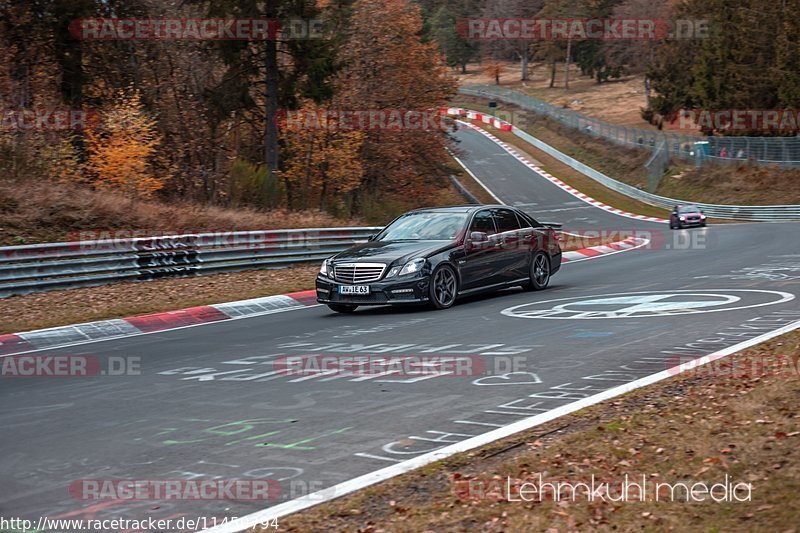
[
  {"x1": 678, "y1": 218, "x2": 706, "y2": 227},
  {"x1": 316, "y1": 274, "x2": 431, "y2": 306}
]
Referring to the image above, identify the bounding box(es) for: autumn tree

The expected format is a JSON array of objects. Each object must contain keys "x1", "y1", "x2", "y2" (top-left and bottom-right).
[
  {"x1": 281, "y1": 101, "x2": 365, "y2": 211},
  {"x1": 85, "y1": 87, "x2": 165, "y2": 197},
  {"x1": 190, "y1": 0, "x2": 339, "y2": 175},
  {"x1": 334, "y1": 0, "x2": 457, "y2": 213},
  {"x1": 484, "y1": 61, "x2": 505, "y2": 85}
]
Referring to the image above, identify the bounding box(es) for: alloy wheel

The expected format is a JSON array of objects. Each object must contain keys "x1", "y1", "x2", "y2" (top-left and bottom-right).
[
  {"x1": 432, "y1": 267, "x2": 457, "y2": 308},
  {"x1": 530, "y1": 253, "x2": 550, "y2": 290}
]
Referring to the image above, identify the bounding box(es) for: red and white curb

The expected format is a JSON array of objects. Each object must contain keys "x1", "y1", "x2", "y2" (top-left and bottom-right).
[
  {"x1": 0, "y1": 290, "x2": 317, "y2": 356},
  {"x1": 562, "y1": 235, "x2": 649, "y2": 263},
  {"x1": 447, "y1": 108, "x2": 669, "y2": 224}
]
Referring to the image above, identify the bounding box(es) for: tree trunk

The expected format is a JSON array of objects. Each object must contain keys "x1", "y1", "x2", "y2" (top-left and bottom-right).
[
  {"x1": 549, "y1": 59, "x2": 557, "y2": 88},
  {"x1": 264, "y1": 38, "x2": 279, "y2": 171},
  {"x1": 11, "y1": 29, "x2": 31, "y2": 179},
  {"x1": 520, "y1": 46, "x2": 529, "y2": 81},
  {"x1": 302, "y1": 131, "x2": 316, "y2": 210},
  {"x1": 564, "y1": 38, "x2": 572, "y2": 90}
]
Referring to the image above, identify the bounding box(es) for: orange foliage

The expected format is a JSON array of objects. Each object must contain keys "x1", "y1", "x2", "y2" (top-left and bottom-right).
[
  {"x1": 333, "y1": 0, "x2": 458, "y2": 205},
  {"x1": 281, "y1": 101, "x2": 366, "y2": 210},
  {"x1": 484, "y1": 62, "x2": 505, "y2": 85},
  {"x1": 85, "y1": 87, "x2": 165, "y2": 198}
]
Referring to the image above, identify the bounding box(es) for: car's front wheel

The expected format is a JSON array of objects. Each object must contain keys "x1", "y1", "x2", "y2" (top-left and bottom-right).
[
  {"x1": 526, "y1": 252, "x2": 551, "y2": 291},
  {"x1": 328, "y1": 304, "x2": 358, "y2": 313},
  {"x1": 429, "y1": 265, "x2": 458, "y2": 309}
]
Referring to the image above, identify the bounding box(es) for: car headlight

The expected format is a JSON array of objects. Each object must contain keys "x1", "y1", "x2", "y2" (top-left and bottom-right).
[
  {"x1": 319, "y1": 259, "x2": 332, "y2": 277},
  {"x1": 385, "y1": 266, "x2": 401, "y2": 278},
  {"x1": 399, "y1": 258, "x2": 426, "y2": 276}
]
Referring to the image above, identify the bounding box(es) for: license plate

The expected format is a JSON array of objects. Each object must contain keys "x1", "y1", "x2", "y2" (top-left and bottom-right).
[{"x1": 339, "y1": 285, "x2": 370, "y2": 295}]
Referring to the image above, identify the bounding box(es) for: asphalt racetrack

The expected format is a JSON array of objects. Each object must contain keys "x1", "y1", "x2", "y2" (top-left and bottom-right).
[{"x1": 2, "y1": 125, "x2": 799, "y2": 527}]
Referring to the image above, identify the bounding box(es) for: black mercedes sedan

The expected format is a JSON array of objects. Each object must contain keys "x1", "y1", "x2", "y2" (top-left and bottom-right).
[{"x1": 316, "y1": 205, "x2": 562, "y2": 313}]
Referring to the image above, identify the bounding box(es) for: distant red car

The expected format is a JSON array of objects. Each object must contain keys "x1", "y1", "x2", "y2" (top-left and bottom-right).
[{"x1": 669, "y1": 205, "x2": 707, "y2": 229}]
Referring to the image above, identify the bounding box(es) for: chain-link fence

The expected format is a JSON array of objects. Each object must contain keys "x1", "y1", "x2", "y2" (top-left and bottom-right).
[{"x1": 459, "y1": 85, "x2": 800, "y2": 168}]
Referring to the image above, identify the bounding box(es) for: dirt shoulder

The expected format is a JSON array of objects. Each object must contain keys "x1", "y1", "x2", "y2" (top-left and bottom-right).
[
  {"x1": 0, "y1": 181, "x2": 367, "y2": 247},
  {"x1": 0, "y1": 265, "x2": 321, "y2": 334},
  {"x1": 265, "y1": 327, "x2": 800, "y2": 532}
]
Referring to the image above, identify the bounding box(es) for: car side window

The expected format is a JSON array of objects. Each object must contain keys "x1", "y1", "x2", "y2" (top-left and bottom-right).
[
  {"x1": 493, "y1": 209, "x2": 522, "y2": 233},
  {"x1": 515, "y1": 211, "x2": 534, "y2": 229},
  {"x1": 470, "y1": 210, "x2": 497, "y2": 235}
]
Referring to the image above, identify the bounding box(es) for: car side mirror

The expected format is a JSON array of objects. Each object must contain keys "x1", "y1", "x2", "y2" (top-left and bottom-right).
[
  {"x1": 367, "y1": 234, "x2": 376, "y2": 241},
  {"x1": 467, "y1": 231, "x2": 488, "y2": 250}
]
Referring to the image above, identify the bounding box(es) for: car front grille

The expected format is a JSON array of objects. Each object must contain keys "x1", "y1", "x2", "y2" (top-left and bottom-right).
[{"x1": 333, "y1": 263, "x2": 386, "y2": 284}]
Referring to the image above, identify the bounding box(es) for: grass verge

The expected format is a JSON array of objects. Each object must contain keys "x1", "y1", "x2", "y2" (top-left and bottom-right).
[
  {"x1": 262, "y1": 326, "x2": 800, "y2": 532},
  {"x1": 0, "y1": 265, "x2": 319, "y2": 334},
  {"x1": 0, "y1": 181, "x2": 364, "y2": 247}
]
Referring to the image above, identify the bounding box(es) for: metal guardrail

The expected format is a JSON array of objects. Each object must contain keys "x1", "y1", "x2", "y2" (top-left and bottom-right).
[
  {"x1": 450, "y1": 106, "x2": 800, "y2": 221},
  {"x1": 459, "y1": 85, "x2": 800, "y2": 168},
  {"x1": 449, "y1": 175, "x2": 481, "y2": 204},
  {"x1": 0, "y1": 228, "x2": 381, "y2": 298},
  {"x1": 508, "y1": 124, "x2": 800, "y2": 221}
]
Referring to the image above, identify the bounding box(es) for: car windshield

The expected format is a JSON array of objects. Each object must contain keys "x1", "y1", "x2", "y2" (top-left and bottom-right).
[
  {"x1": 377, "y1": 212, "x2": 469, "y2": 241},
  {"x1": 678, "y1": 206, "x2": 701, "y2": 214}
]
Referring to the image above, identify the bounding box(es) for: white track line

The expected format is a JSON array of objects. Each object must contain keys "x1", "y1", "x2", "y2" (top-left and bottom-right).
[
  {"x1": 205, "y1": 318, "x2": 800, "y2": 533},
  {"x1": 451, "y1": 153, "x2": 504, "y2": 204}
]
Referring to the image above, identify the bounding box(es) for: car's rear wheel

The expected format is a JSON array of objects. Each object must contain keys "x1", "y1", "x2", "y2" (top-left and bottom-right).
[
  {"x1": 328, "y1": 304, "x2": 358, "y2": 313},
  {"x1": 429, "y1": 265, "x2": 458, "y2": 309},
  {"x1": 526, "y1": 252, "x2": 551, "y2": 291}
]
